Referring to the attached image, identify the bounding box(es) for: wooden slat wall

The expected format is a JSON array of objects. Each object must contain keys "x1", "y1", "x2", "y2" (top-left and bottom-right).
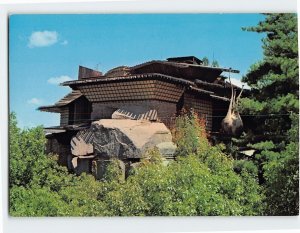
[
  {"x1": 73, "y1": 96, "x2": 91, "y2": 124},
  {"x1": 60, "y1": 107, "x2": 69, "y2": 126},
  {"x1": 184, "y1": 93, "x2": 213, "y2": 131}
]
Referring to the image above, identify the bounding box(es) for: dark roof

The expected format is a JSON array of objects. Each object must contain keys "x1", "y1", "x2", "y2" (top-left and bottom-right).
[
  {"x1": 210, "y1": 94, "x2": 230, "y2": 102},
  {"x1": 61, "y1": 72, "x2": 235, "y2": 102},
  {"x1": 130, "y1": 60, "x2": 239, "y2": 83},
  {"x1": 40, "y1": 56, "x2": 239, "y2": 115},
  {"x1": 166, "y1": 56, "x2": 203, "y2": 65},
  {"x1": 68, "y1": 60, "x2": 239, "y2": 84},
  {"x1": 78, "y1": 66, "x2": 102, "y2": 79},
  {"x1": 188, "y1": 86, "x2": 214, "y2": 95},
  {"x1": 62, "y1": 73, "x2": 194, "y2": 87},
  {"x1": 195, "y1": 79, "x2": 225, "y2": 89},
  {"x1": 38, "y1": 90, "x2": 82, "y2": 113},
  {"x1": 131, "y1": 60, "x2": 239, "y2": 73}
]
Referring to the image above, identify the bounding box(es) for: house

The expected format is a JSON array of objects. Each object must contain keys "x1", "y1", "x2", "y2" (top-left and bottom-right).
[{"x1": 38, "y1": 56, "x2": 240, "y2": 173}]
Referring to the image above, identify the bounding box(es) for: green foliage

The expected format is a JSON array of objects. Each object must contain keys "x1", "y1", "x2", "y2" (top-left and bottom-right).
[
  {"x1": 9, "y1": 112, "x2": 264, "y2": 216},
  {"x1": 202, "y1": 56, "x2": 219, "y2": 67},
  {"x1": 241, "y1": 14, "x2": 298, "y2": 140},
  {"x1": 9, "y1": 112, "x2": 24, "y2": 186},
  {"x1": 112, "y1": 153, "x2": 263, "y2": 216},
  {"x1": 250, "y1": 141, "x2": 275, "y2": 150},
  {"x1": 202, "y1": 56, "x2": 209, "y2": 66},
  {"x1": 9, "y1": 112, "x2": 107, "y2": 216},
  {"x1": 10, "y1": 186, "x2": 66, "y2": 217},
  {"x1": 97, "y1": 179, "x2": 148, "y2": 216},
  {"x1": 172, "y1": 110, "x2": 209, "y2": 156},
  {"x1": 58, "y1": 174, "x2": 108, "y2": 216},
  {"x1": 9, "y1": 112, "x2": 50, "y2": 187},
  {"x1": 211, "y1": 60, "x2": 219, "y2": 67},
  {"x1": 239, "y1": 14, "x2": 299, "y2": 215},
  {"x1": 263, "y1": 114, "x2": 299, "y2": 215},
  {"x1": 141, "y1": 147, "x2": 164, "y2": 164},
  {"x1": 103, "y1": 159, "x2": 125, "y2": 183}
]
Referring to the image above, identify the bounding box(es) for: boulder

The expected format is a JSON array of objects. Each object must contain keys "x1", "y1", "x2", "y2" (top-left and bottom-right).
[
  {"x1": 92, "y1": 122, "x2": 138, "y2": 159},
  {"x1": 71, "y1": 133, "x2": 93, "y2": 156},
  {"x1": 70, "y1": 119, "x2": 177, "y2": 159}
]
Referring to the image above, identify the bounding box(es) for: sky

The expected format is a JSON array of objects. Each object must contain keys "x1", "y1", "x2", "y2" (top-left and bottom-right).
[{"x1": 9, "y1": 14, "x2": 265, "y2": 128}]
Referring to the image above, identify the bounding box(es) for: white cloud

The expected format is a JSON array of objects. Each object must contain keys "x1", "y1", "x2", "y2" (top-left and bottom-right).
[
  {"x1": 27, "y1": 98, "x2": 42, "y2": 105},
  {"x1": 47, "y1": 75, "x2": 73, "y2": 85},
  {"x1": 28, "y1": 31, "x2": 58, "y2": 48},
  {"x1": 230, "y1": 77, "x2": 250, "y2": 90},
  {"x1": 61, "y1": 40, "x2": 68, "y2": 45}
]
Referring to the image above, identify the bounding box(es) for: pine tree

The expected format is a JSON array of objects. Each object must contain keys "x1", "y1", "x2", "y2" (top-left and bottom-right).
[
  {"x1": 237, "y1": 14, "x2": 299, "y2": 215},
  {"x1": 240, "y1": 13, "x2": 298, "y2": 145},
  {"x1": 211, "y1": 60, "x2": 219, "y2": 67},
  {"x1": 202, "y1": 57, "x2": 209, "y2": 66}
]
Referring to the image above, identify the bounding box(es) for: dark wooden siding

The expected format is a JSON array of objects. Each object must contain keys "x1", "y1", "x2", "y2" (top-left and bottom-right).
[
  {"x1": 60, "y1": 107, "x2": 69, "y2": 126},
  {"x1": 69, "y1": 96, "x2": 92, "y2": 125},
  {"x1": 183, "y1": 93, "x2": 213, "y2": 131},
  {"x1": 60, "y1": 96, "x2": 92, "y2": 126}
]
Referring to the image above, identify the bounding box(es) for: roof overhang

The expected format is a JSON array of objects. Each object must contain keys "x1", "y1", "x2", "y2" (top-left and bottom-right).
[
  {"x1": 44, "y1": 128, "x2": 66, "y2": 135},
  {"x1": 38, "y1": 105, "x2": 62, "y2": 113},
  {"x1": 61, "y1": 73, "x2": 194, "y2": 88},
  {"x1": 38, "y1": 90, "x2": 83, "y2": 113}
]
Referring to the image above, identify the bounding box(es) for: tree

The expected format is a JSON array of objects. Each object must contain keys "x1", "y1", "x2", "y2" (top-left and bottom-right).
[
  {"x1": 263, "y1": 114, "x2": 299, "y2": 215},
  {"x1": 202, "y1": 56, "x2": 209, "y2": 66},
  {"x1": 239, "y1": 14, "x2": 299, "y2": 215},
  {"x1": 9, "y1": 112, "x2": 101, "y2": 216},
  {"x1": 241, "y1": 14, "x2": 298, "y2": 144},
  {"x1": 211, "y1": 60, "x2": 219, "y2": 67}
]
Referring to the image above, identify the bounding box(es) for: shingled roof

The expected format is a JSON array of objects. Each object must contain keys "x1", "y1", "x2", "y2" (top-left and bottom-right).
[
  {"x1": 129, "y1": 60, "x2": 239, "y2": 83},
  {"x1": 61, "y1": 73, "x2": 195, "y2": 87},
  {"x1": 38, "y1": 90, "x2": 82, "y2": 113}
]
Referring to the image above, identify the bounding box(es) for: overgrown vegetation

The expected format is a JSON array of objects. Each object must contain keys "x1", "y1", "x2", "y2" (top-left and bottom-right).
[
  {"x1": 237, "y1": 13, "x2": 299, "y2": 215},
  {"x1": 9, "y1": 112, "x2": 263, "y2": 216}
]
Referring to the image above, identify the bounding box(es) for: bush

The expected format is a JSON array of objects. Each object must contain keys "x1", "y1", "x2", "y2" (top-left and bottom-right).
[
  {"x1": 9, "y1": 112, "x2": 264, "y2": 216},
  {"x1": 172, "y1": 109, "x2": 209, "y2": 156}
]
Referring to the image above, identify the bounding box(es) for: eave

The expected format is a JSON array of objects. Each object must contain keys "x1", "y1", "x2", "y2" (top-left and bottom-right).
[
  {"x1": 38, "y1": 90, "x2": 83, "y2": 113},
  {"x1": 61, "y1": 73, "x2": 194, "y2": 88}
]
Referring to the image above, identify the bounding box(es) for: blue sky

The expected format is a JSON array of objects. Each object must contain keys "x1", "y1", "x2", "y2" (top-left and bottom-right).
[{"x1": 9, "y1": 14, "x2": 265, "y2": 128}]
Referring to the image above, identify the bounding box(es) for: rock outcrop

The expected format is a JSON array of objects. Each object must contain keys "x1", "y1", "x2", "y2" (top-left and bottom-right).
[{"x1": 69, "y1": 119, "x2": 176, "y2": 177}]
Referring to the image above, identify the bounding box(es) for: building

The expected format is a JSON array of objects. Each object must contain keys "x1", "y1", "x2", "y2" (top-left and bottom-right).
[{"x1": 38, "y1": 56, "x2": 240, "y2": 169}]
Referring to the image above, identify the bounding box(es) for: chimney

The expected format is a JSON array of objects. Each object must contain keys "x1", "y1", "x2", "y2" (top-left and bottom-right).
[{"x1": 78, "y1": 66, "x2": 102, "y2": 80}]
